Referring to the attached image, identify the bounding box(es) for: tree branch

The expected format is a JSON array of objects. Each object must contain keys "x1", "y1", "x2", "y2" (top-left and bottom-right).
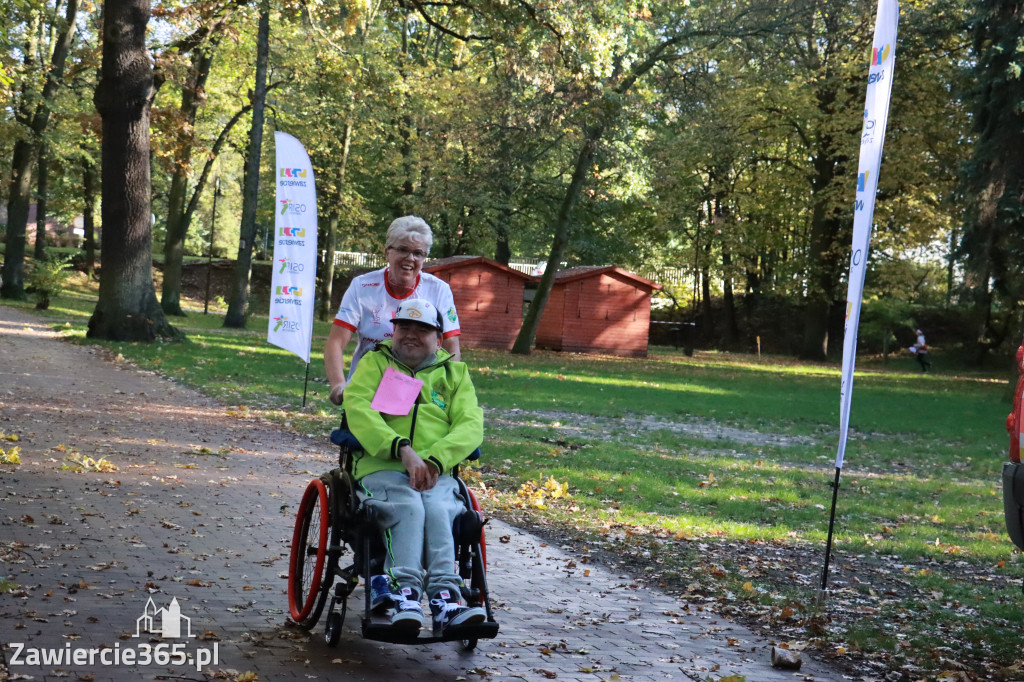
[{"x1": 403, "y1": 0, "x2": 492, "y2": 41}]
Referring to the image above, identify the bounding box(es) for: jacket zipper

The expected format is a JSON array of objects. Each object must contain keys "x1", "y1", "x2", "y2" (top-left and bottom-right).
[{"x1": 409, "y1": 395, "x2": 420, "y2": 443}]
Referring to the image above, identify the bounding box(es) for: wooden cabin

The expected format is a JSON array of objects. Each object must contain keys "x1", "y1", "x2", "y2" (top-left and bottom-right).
[
  {"x1": 535, "y1": 266, "x2": 662, "y2": 357},
  {"x1": 424, "y1": 256, "x2": 533, "y2": 350}
]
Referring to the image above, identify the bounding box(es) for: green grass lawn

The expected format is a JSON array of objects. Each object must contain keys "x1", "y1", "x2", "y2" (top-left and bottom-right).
[{"x1": 6, "y1": 277, "x2": 1024, "y2": 679}]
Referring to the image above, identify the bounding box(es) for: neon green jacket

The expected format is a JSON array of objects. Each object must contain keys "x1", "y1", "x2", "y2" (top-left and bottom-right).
[{"x1": 344, "y1": 341, "x2": 484, "y2": 481}]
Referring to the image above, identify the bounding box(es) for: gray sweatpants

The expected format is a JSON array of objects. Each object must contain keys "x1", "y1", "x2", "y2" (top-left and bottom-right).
[{"x1": 357, "y1": 469, "x2": 466, "y2": 600}]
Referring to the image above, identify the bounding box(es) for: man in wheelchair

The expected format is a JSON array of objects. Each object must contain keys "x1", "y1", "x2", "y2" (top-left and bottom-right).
[{"x1": 343, "y1": 298, "x2": 487, "y2": 637}]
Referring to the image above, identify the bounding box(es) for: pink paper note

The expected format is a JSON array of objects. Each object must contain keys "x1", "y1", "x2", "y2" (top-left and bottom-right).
[{"x1": 370, "y1": 367, "x2": 423, "y2": 416}]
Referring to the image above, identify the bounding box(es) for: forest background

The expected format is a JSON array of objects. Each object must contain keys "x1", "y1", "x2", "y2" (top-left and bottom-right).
[{"x1": 1, "y1": 0, "x2": 1023, "y2": 365}]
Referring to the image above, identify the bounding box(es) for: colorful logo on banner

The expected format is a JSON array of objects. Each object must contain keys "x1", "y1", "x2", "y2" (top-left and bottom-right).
[
  {"x1": 857, "y1": 171, "x2": 870, "y2": 192},
  {"x1": 273, "y1": 315, "x2": 302, "y2": 332},
  {"x1": 278, "y1": 258, "x2": 305, "y2": 274},
  {"x1": 280, "y1": 199, "x2": 307, "y2": 215}
]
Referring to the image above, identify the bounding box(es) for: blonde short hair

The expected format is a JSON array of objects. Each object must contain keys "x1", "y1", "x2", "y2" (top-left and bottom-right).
[{"x1": 385, "y1": 216, "x2": 433, "y2": 254}]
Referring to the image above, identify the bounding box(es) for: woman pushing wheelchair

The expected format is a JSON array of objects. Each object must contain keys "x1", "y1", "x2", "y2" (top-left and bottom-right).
[
  {"x1": 324, "y1": 215, "x2": 461, "y2": 405},
  {"x1": 342, "y1": 298, "x2": 486, "y2": 636}
]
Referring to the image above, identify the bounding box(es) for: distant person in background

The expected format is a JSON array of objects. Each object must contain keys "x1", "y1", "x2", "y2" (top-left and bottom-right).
[
  {"x1": 324, "y1": 216, "x2": 461, "y2": 405},
  {"x1": 912, "y1": 328, "x2": 932, "y2": 372}
]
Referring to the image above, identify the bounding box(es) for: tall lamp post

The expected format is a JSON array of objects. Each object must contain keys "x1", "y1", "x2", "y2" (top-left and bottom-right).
[{"x1": 203, "y1": 177, "x2": 221, "y2": 315}]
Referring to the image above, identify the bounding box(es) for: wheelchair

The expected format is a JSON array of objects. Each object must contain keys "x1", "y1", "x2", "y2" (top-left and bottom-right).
[{"x1": 287, "y1": 423, "x2": 499, "y2": 650}]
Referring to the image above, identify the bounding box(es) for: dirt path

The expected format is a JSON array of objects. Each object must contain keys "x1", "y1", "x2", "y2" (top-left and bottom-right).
[
  {"x1": 486, "y1": 408, "x2": 817, "y2": 448},
  {"x1": 0, "y1": 304, "x2": 839, "y2": 681}
]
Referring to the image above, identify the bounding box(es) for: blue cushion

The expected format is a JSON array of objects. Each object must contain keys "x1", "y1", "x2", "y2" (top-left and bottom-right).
[{"x1": 330, "y1": 428, "x2": 363, "y2": 450}]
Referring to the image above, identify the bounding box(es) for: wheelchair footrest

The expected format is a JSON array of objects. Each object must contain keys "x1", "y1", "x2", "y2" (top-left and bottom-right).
[
  {"x1": 436, "y1": 620, "x2": 500, "y2": 643},
  {"x1": 361, "y1": 616, "x2": 499, "y2": 644}
]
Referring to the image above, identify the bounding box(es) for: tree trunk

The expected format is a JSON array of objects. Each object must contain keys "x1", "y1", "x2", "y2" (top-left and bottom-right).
[
  {"x1": 1, "y1": 0, "x2": 79, "y2": 298},
  {"x1": 34, "y1": 142, "x2": 49, "y2": 260},
  {"x1": 320, "y1": 213, "x2": 340, "y2": 321},
  {"x1": 0, "y1": 11, "x2": 40, "y2": 301},
  {"x1": 161, "y1": 43, "x2": 218, "y2": 316},
  {"x1": 224, "y1": 0, "x2": 270, "y2": 329},
  {"x1": 512, "y1": 123, "x2": 605, "y2": 355},
  {"x1": 509, "y1": 32, "x2": 690, "y2": 355},
  {"x1": 799, "y1": 205, "x2": 845, "y2": 360},
  {"x1": 722, "y1": 244, "x2": 738, "y2": 346},
  {"x1": 1, "y1": 139, "x2": 35, "y2": 299},
  {"x1": 700, "y1": 257, "x2": 713, "y2": 338},
  {"x1": 161, "y1": 164, "x2": 190, "y2": 315},
  {"x1": 494, "y1": 222, "x2": 511, "y2": 265},
  {"x1": 493, "y1": 106, "x2": 514, "y2": 266},
  {"x1": 318, "y1": 120, "x2": 352, "y2": 322},
  {"x1": 183, "y1": 104, "x2": 252, "y2": 235},
  {"x1": 394, "y1": 13, "x2": 415, "y2": 216},
  {"x1": 82, "y1": 156, "x2": 97, "y2": 278},
  {"x1": 958, "y1": 0, "x2": 1024, "y2": 363},
  {"x1": 799, "y1": 125, "x2": 844, "y2": 360},
  {"x1": 972, "y1": 266, "x2": 994, "y2": 365},
  {"x1": 88, "y1": 0, "x2": 179, "y2": 342},
  {"x1": 494, "y1": 145, "x2": 514, "y2": 265}
]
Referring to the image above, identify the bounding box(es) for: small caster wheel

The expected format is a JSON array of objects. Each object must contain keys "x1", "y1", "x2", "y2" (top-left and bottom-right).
[
  {"x1": 461, "y1": 638, "x2": 478, "y2": 651},
  {"x1": 325, "y1": 611, "x2": 343, "y2": 647}
]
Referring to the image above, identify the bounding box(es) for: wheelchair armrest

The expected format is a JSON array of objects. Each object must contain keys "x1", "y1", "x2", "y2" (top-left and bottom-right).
[{"x1": 332, "y1": 427, "x2": 481, "y2": 462}]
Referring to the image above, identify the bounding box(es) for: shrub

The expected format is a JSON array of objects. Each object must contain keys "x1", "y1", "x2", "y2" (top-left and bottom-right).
[{"x1": 27, "y1": 255, "x2": 74, "y2": 310}]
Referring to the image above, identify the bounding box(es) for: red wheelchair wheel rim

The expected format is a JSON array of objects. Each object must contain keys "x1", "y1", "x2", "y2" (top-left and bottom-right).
[{"x1": 288, "y1": 478, "x2": 330, "y2": 621}]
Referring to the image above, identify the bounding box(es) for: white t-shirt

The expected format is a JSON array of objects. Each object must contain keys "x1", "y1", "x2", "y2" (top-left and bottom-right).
[{"x1": 333, "y1": 267, "x2": 460, "y2": 378}]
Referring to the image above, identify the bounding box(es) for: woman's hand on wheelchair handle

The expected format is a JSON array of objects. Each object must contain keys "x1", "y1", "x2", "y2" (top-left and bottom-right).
[
  {"x1": 400, "y1": 446, "x2": 438, "y2": 491},
  {"x1": 328, "y1": 380, "x2": 347, "y2": 405}
]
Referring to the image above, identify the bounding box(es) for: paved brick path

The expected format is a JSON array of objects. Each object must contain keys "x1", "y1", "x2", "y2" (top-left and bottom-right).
[{"x1": 0, "y1": 305, "x2": 838, "y2": 681}]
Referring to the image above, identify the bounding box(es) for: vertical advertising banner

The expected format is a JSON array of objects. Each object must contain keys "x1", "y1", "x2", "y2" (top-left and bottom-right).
[
  {"x1": 268, "y1": 132, "x2": 318, "y2": 363},
  {"x1": 834, "y1": 0, "x2": 899, "y2": 470}
]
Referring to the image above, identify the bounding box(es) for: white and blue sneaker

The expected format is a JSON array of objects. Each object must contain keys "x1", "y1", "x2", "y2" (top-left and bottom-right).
[
  {"x1": 391, "y1": 587, "x2": 423, "y2": 631},
  {"x1": 369, "y1": 574, "x2": 400, "y2": 613},
  {"x1": 429, "y1": 589, "x2": 485, "y2": 636}
]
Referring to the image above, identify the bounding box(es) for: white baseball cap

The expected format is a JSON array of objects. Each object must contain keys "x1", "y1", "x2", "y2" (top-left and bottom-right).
[{"x1": 391, "y1": 298, "x2": 443, "y2": 331}]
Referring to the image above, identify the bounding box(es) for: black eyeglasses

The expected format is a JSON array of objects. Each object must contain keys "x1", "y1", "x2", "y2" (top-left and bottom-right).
[{"x1": 388, "y1": 246, "x2": 428, "y2": 260}]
